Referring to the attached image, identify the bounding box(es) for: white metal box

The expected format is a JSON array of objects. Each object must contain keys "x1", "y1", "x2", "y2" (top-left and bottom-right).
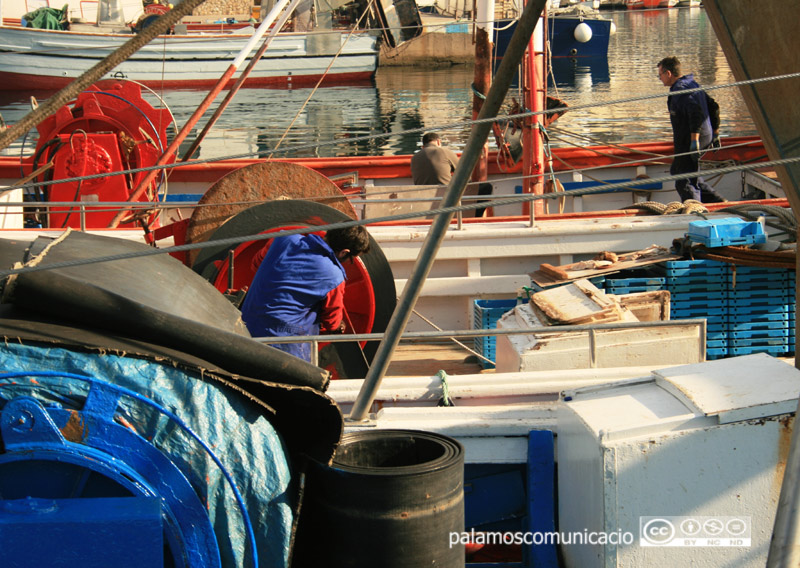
[
  {"x1": 557, "y1": 354, "x2": 800, "y2": 567},
  {"x1": 495, "y1": 302, "x2": 703, "y2": 372}
]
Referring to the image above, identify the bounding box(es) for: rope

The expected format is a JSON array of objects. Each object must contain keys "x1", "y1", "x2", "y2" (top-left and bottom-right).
[
  {"x1": 622, "y1": 199, "x2": 710, "y2": 215},
  {"x1": 436, "y1": 370, "x2": 455, "y2": 407},
  {"x1": 693, "y1": 246, "x2": 796, "y2": 269}
]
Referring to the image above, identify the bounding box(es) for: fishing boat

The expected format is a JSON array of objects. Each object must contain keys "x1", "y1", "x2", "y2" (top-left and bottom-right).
[
  {"x1": 1, "y1": 0, "x2": 799, "y2": 566},
  {"x1": 0, "y1": 0, "x2": 382, "y2": 89},
  {"x1": 495, "y1": 3, "x2": 614, "y2": 59},
  {"x1": 0, "y1": 25, "x2": 380, "y2": 89},
  {"x1": 625, "y1": 0, "x2": 678, "y2": 9}
]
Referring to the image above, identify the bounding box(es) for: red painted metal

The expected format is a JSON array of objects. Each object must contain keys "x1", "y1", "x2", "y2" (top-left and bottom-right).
[
  {"x1": 109, "y1": 64, "x2": 239, "y2": 228},
  {"x1": 472, "y1": 26, "x2": 492, "y2": 184},
  {"x1": 30, "y1": 81, "x2": 172, "y2": 229},
  {"x1": 1, "y1": 136, "x2": 766, "y2": 187}
]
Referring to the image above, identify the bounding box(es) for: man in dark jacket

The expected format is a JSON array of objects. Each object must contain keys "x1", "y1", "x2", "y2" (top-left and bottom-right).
[
  {"x1": 240, "y1": 225, "x2": 371, "y2": 362},
  {"x1": 411, "y1": 132, "x2": 460, "y2": 186},
  {"x1": 657, "y1": 56, "x2": 725, "y2": 203}
]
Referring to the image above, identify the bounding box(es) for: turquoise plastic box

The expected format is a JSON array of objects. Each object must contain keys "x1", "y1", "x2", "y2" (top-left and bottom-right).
[{"x1": 687, "y1": 218, "x2": 766, "y2": 247}]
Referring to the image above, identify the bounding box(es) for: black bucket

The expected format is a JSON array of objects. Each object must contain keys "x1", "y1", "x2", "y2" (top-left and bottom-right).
[{"x1": 292, "y1": 429, "x2": 465, "y2": 568}]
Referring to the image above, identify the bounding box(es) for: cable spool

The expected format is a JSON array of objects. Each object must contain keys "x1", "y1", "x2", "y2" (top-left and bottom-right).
[
  {"x1": 0, "y1": 367, "x2": 293, "y2": 567},
  {"x1": 184, "y1": 161, "x2": 357, "y2": 266},
  {"x1": 191, "y1": 199, "x2": 396, "y2": 379}
]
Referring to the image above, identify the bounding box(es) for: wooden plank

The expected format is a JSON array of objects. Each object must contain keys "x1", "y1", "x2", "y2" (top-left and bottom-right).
[
  {"x1": 529, "y1": 278, "x2": 628, "y2": 325},
  {"x1": 531, "y1": 249, "x2": 679, "y2": 288}
]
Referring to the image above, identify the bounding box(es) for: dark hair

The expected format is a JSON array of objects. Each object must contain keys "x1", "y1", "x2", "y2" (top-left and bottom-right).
[
  {"x1": 326, "y1": 225, "x2": 371, "y2": 256},
  {"x1": 421, "y1": 132, "x2": 440, "y2": 145},
  {"x1": 657, "y1": 56, "x2": 681, "y2": 76}
]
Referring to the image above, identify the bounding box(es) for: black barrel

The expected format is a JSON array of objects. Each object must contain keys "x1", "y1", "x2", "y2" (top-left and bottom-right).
[{"x1": 292, "y1": 429, "x2": 465, "y2": 568}]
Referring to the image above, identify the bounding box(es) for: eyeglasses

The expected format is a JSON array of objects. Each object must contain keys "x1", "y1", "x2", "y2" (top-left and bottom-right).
[{"x1": 657, "y1": 69, "x2": 669, "y2": 78}]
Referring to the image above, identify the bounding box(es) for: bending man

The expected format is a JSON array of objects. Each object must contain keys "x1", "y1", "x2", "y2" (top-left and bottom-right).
[
  {"x1": 657, "y1": 56, "x2": 724, "y2": 203},
  {"x1": 241, "y1": 225, "x2": 371, "y2": 362}
]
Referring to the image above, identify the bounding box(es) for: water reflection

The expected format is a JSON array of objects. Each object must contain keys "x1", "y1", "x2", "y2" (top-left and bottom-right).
[
  {"x1": 0, "y1": 8, "x2": 758, "y2": 159},
  {"x1": 549, "y1": 57, "x2": 611, "y2": 91}
]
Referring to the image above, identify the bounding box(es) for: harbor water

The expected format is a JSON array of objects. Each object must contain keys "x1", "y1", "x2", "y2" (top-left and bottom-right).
[{"x1": 0, "y1": 7, "x2": 758, "y2": 160}]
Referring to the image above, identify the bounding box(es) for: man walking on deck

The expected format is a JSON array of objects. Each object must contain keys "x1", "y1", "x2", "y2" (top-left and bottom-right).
[
  {"x1": 657, "y1": 56, "x2": 725, "y2": 203},
  {"x1": 240, "y1": 226, "x2": 371, "y2": 362}
]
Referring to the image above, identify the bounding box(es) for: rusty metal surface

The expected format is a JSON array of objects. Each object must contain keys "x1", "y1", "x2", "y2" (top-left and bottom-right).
[
  {"x1": 185, "y1": 161, "x2": 356, "y2": 263},
  {"x1": 704, "y1": 0, "x2": 800, "y2": 213}
]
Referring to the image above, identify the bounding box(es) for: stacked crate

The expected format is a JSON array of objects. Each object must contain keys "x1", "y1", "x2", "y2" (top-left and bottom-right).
[
  {"x1": 604, "y1": 272, "x2": 665, "y2": 295},
  {"x1": 728, "y1": 266, "x2": 795, "y2": 357},
  {"x1": 473, "y1": 299, "x2": 519, "y2": 369},
  {"x1": 656, "y1": 260, "x2": 730, "y2": 360},
  {"x1": 791, "y1": 271, "x2": 796, "y2": 354}
]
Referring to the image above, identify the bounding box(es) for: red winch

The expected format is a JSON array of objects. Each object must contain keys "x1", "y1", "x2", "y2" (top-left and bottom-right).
[{"x1": 31, "y1": 80, "x2": 174, "y2": 230}]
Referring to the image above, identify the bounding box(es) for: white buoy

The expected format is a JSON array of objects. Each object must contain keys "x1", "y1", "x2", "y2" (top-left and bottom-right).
[
  {"x1": 574, "y1": 22, "x2": 593, "y2": 43},
  {"x1": 610, "y1": 21, "x2": 617, "y2": 35}
]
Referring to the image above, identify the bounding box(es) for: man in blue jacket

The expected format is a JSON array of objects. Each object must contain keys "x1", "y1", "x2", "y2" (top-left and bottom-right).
[
  {"x1": 657, "y1": 56, "x2": 725, "y2": 203},
  {"x1": 241, "y1": 225, "x2": 371, "y2": 362}
]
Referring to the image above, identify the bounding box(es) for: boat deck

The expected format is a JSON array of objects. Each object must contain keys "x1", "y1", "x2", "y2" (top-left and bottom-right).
[{"x1": 385, "y1": 342, "x2": 488, "y2": 377}]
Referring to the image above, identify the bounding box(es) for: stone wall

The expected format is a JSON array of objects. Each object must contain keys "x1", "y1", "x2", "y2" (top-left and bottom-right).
[
  {"x1": 379, "y1": 32, "x2": 475, "y2": 66},
  {"x1": 191, "y1": 0, "x2": 252, "y2": 17}
]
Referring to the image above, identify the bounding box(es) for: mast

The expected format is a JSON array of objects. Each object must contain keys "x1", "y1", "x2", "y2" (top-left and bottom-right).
[
  {"x1": 349, "y1": 0, "x2": 549, "y2": 422},
  {"x1": 522, "y1": 0, "x2": 546, "y2": 216},
  {"x1": 472, "y1": 0, "x2": 494, "y2": 186}
]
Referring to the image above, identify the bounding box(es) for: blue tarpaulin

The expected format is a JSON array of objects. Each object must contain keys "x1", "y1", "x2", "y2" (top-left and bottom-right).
[{"x1": 0, "y1": 342, "x2": 293, "y2": 568}]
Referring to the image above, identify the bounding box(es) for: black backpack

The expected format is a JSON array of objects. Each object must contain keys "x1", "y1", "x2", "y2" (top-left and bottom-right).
[{"x1": 705, "y1": 93, "x2": 720, "y2": 132}]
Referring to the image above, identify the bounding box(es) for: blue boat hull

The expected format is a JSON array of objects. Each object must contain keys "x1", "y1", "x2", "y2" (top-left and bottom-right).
[{"x1": 495, "y1": 16, "x2": 611, "y2": 59}]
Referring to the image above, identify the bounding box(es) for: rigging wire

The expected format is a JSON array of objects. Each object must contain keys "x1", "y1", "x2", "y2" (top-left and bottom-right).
[{"x1": 3, "y1": 152, "x2": 800, "y2": 280}]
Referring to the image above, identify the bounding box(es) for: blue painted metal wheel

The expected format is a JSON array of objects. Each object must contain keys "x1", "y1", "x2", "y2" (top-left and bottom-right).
[{"x1": 0, "y1": 372, "x2": 258, "y2": 568}]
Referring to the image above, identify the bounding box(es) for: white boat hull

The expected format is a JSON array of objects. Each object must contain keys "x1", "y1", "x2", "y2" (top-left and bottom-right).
[{"x1": 0, "y1": 25, "x2": 379, "y2": 89}]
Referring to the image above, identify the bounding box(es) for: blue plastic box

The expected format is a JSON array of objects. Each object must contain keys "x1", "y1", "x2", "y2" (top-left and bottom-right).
[
  {"x1": 473, "y1": 299, "x2": 518, "y2": 369},
  {"x1": 687, "y1": 218, "x2": 766, "y2": 247}
]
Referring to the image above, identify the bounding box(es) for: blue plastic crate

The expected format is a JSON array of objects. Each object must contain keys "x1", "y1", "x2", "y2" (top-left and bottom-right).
[
  {"x1": 729, "y1": 345, "x2": 789, "y2": 356},
  {"x1": 605, "y1": 285, "x2": 665, "y2": 294},
  {"x1": 687, "y1": 218, "x2": 766, "y2": 247},
  {"x1": 730, "y1": 265, "x2": 790, "y2": 276},
  {"x1": 667, "y1": 282, "x2": 727, "y2": 293},
  {"x1": 730, "y1": 296, "x2": 791, "y2": 309},
  {"x1": 731, "y1": 328, "x2": 790, "y2": 340},
  {"x1": 671, "y1": 298, "x2": 728, "y2": 311},
  {"x1": 658, "y1": 259, "x2": 729, "y2": 278},
  {"x1": 729, "y1": 319, "x2": 788, "y2": 330},
  {"x1": 672, "y1": 307, "x2": 728, "y2": 318},
  {"x1": 729, "y1": 293, "x2": 791, "y2": 305},
  {"x1": 474, "y1": 299, "x2": 518, "y2": 328},
  {"x1": 605, "y1": 276, "x2": 666, "y2": 287},
  {"x1": 473, "y1": 299, "x2": 519, "y2": 369},
  {"x1": 707, "y1": 330, "x2": 729, "y2": 341},
  {"x1": 706, "y1": 348, "x2": 729, "y2": 359},
  {"x1": 729, "y1": 272, "x2": 790, "y2": 284},
  {"x1": 729, "y1": 304, "x2": 790, "y2": 316},
  {"x1": 729, "y1": 283, "x2": 790, "y2": 295}
]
